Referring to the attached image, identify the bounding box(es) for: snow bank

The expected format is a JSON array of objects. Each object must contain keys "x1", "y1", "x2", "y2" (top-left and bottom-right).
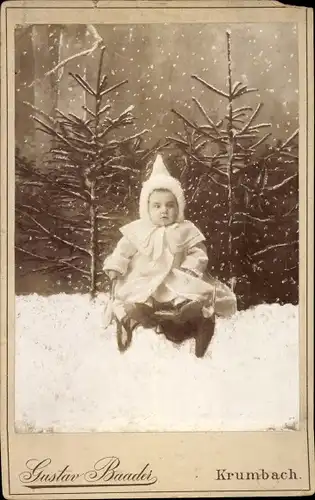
[{"x1": 15, "y1": 293, "x2": 299, "y2": 432}]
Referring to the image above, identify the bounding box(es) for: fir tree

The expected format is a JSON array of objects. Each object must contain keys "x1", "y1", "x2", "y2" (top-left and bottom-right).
[
  {"x1": 168, "y1": 30, "x2": 299, "y2": 306},
  {"x1": 16, "y1": 47, "x2": 149, "y2": 297}
]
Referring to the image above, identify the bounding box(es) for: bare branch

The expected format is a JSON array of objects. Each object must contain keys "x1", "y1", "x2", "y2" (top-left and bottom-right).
[
  {"x1": 27, "y1": 25, "x2": 104, "y2": 88},
  {"x1": 251, "y1": 241, "x2": 299, "y2": 257}
]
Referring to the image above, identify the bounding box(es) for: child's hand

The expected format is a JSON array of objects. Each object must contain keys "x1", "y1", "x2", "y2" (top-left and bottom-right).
[{"x1": 107, "y1": 270, "x2": 121, "y2": 281}]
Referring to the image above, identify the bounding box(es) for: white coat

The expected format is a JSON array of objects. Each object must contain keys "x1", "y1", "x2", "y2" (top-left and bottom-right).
[{"x1": 103, "y1": 219, "x2": 237, "y2": 318}]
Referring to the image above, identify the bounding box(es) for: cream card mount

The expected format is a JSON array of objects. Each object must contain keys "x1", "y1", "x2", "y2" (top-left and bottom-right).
[{"x1": 1, "y1": 1, "x2": 314, "y2": 499}]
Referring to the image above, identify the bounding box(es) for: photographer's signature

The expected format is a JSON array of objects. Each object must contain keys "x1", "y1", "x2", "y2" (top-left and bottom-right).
[{"x1": 19, "y1": 457, "x2": 158, "y2": 489}]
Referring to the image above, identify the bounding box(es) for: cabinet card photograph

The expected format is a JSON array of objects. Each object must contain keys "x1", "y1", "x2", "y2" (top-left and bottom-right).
[{"x1": 1, "y1": 1, "x2": 314, "y2": 498}]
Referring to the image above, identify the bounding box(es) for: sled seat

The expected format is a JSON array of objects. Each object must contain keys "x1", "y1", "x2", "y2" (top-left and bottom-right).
[{"x1": 117, "y1": 298, "x2": 216, "y2": 359}]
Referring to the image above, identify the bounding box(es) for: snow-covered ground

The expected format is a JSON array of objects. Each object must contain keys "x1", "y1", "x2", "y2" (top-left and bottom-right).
[{"x1": 15, "y1": 293, "x2": 299, "y2": 433}]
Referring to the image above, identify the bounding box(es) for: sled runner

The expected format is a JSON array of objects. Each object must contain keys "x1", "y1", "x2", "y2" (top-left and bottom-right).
[{"x1": 104, "y1": 275, "x2": 217, "y2": 358}]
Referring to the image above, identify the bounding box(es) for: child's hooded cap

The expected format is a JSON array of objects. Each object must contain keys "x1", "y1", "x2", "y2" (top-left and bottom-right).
[{"x1": 139, "y1": 154, "x2": 185, "y2": 222}]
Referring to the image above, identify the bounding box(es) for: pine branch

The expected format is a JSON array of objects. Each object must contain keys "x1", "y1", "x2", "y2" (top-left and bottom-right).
[
  {"x1": 192, "y1": 97, "x2": 222, "y2": 136},
  {"x1": 233, "y1": 106, "x2": 253, "y2": 114},
  {"x1": 171, "y1": 109, "x2": 227, "y2": 145},
  {"x1": 251, "y1": 241, "x2": 298, "y2": 257},
  {"x1": 15, "y1": 203, "x2": 41, "y2": 214},
  {"x1": 280, "y1": 151, "x2": 299, "y2": 160},
  {"x1": 281, "y1": 129, "x2": 299, "y2": 149},
  {"x1": 23, "y1": 101, "x2": 56, "y2": 125},
  {"x1": 69, "y1": 73, "x2": 96, "y2": 96},
  {"x1": 36, "y1": 210, "x2": 88, "y2": 226},
  {"x1": 264, "y1": 173, "x2": 298, "y2": 191},
  {"x1": 191, "y1": 74, "x2": 229, "y2": 98},
  {"x1": 207, "y1": 174, "x2": 228, "y2": 189},
  {"x1": 66, "y1": 113, "x2": 93, "y2": 134},
  {"x1": 16, "y1": 246, "x2": 53, "y2": 262},
  {"x1": 99, "y1": 104, "x2": 111, "y2": 116},
  {"x1": 236, "y1": 103, "x2": 262, "y2": 136},
  {"x1": 16, "y1": 247, "x2": 89, "y2": 276},
  {"x1": 166, "y1": 136, "x2": 189, "y2": 148},
  {"x1": 21, "y1": 165, "x2": 88, "y2": 202},
  {"x1": 82, "y1": 106, "x2": 96, "y2": 118},
  {"x1": 100, "y1": 79, "x2": 128, "y2": 97},
  {"x1": 249, "y1": 123, "x2": 272, "y2": 131},
  {"x1": 33, "y1": 116, "x2": 92, "y2": 155},
  {"x1": 140, "y1": 140, "x2": 171, "y2": 161},
  {"x1": 264, "y1": 129, "x2": 299, "y2": 161},
  {"x1": 107, "y1": 129, "x2": 149, "y2": 147},
  {"x1": 284, "y1": 264, "x2": 298, "y2": 272},
  {"x1": 56, "y1": 108, "x2": 94, "y2": 136},
  {"x1": 182, "y1": 150, "x2": 229, "y2": 178},
  {"x1": 236, "y1": 133, "x2": 258, "y2": 139},
  {"x1": 234, "y1": 212, "x2": 276, "y2": 223},
  {"x1": 248, "y1": 132, "x2": 272, "y2": 150},
  {"x1": 16, "y1": 209, "x2": 91, "y2": 256},
  {"x1": 100, "y1": 74, "x2": 108, "y2": 93},
  {"x1": 195, "y1": 140, "x2": 208, "y2": 152},
  {"x1": 231, "y1": 81, "x2": 244, "y2": 95},
  {"x1": 233, "y1": 87, "x2": 258, "y2": 98},
  {"x1": 283, "y1": 203, "x2": 298, "y2": 217}
]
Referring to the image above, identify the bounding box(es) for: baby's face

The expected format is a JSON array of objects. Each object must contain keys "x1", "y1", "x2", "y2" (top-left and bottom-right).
[{"x1": 148, "y1": 190, "x2": 178, "y2": 226}]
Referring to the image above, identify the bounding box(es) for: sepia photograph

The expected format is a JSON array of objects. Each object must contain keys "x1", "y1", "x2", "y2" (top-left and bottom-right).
[
  {"x1": 1, "y1": 1, "x2": 314, "y2": 498},
  {"x1": 14, "y1": 20, "x2": 300, "y2": 434}
]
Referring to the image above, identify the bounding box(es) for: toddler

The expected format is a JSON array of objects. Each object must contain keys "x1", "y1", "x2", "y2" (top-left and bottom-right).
[{"x1": 103, "y1": 154, "x2": 237, "y2": 356}]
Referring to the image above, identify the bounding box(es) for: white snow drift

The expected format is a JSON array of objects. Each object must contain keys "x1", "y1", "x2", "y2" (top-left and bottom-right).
[{"x1": 15, "y1": 293, "x2": 299, "y2": 432}]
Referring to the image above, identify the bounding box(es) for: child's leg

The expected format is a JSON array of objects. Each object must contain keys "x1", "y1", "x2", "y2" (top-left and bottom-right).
[{"x1": 124, "y1": 301, "x2": 156, "y2": 328}]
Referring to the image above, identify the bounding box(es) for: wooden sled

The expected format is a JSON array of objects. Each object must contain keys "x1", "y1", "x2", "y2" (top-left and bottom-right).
[{"x1": 107, "y1": 279, "x2": 217, "y2": 358}]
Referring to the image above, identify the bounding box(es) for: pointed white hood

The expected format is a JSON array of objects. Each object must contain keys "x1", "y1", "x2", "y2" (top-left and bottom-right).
[{"x1": 139, "y1": 154, "x2": 185, "y2": 222}]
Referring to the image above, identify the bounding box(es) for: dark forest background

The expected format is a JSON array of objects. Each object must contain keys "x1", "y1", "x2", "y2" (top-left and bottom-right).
[{"x1": 15, "y1": 23, "x2": 299, "y2": 309}]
